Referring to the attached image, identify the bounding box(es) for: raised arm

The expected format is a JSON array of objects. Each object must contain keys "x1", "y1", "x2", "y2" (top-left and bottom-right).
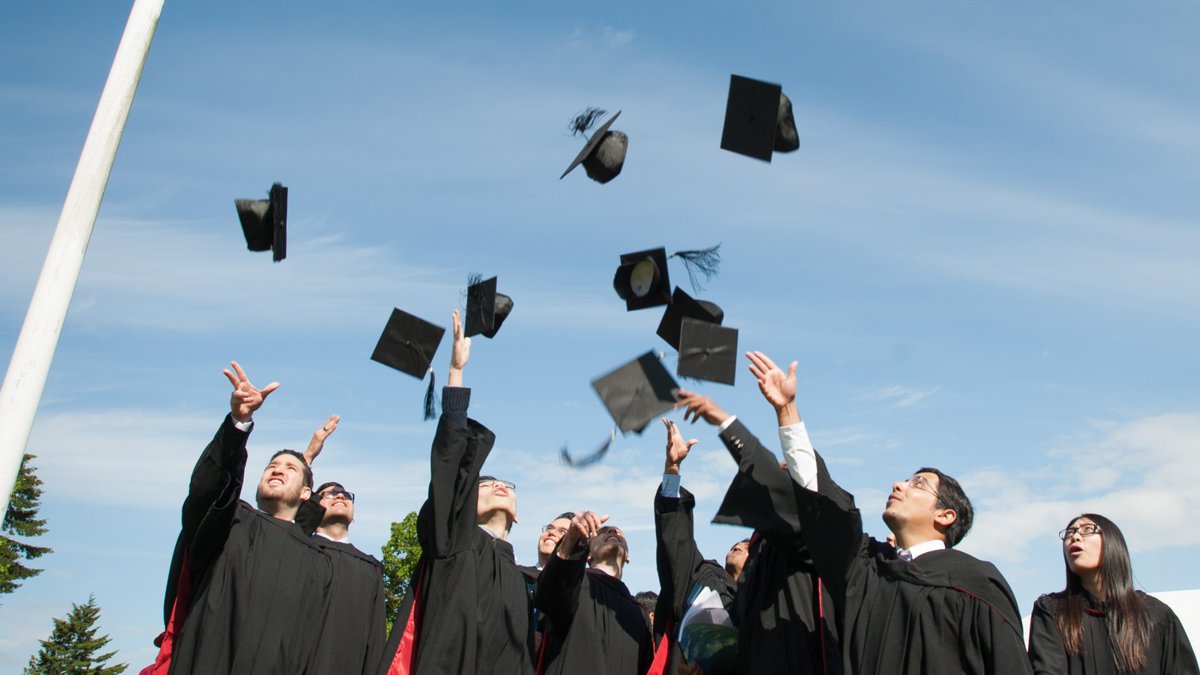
[
  {"x1": 536, "y1": 511, "x2": 608, "y2": 624},
  {"x1": 303, "y1": 414, "x2": 340, "y2": 465},
  {"x1": 654, "y1": 420, "x2": 708, "y2": 634},
  {"x1": 182, "y1": 361, "x2": 279, "y2": 568}
]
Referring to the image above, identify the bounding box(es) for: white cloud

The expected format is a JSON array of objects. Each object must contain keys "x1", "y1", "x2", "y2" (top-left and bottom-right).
[{"x1": 856, "y1": 384, "x2": 938, "y2": 409}]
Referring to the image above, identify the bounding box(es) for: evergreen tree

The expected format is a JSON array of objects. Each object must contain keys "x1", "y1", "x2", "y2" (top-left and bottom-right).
[
  {"x1": 1, "y1": 453, "x2": 52, "y2": 596},
  {"x1": 23, "y1": 594, "x2": 127, "y2": 674},
  {"x1": 380, "y1": 511, "x2": 421, "y2": 631}
]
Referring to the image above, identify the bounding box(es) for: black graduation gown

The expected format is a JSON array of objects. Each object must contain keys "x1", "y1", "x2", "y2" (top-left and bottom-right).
[
  {"x1": 293, "y1": 502, "x2": 389, "y2": 675},
  {"x1": 535, "y1": 552, "x2": 654, "y2": 675},
  {"x1": 783, "y1": 425, "x2": 1032, "y2": 675},
  {"x1": 710, "y1": 420, "x2": 841, "y2": 675},
  {"x1": 1028, "y1": 591, "x2": 1200, "y2": 674},
  {"x1": 381, "y1": 397, "x2": 536, "y2": 675},
  {"x1": 653, "y1": 485, "x2": 737, "y2": 675},
  {"x1": 157, "y1": 414, "x2": 333, "y2": 675}
]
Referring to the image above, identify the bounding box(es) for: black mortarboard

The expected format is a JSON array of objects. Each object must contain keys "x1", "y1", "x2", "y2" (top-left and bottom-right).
[
  {"x1": 613, "y1": 247, "x2": 671, "y2": 311},
  {"x1": 677, "y1": 318, "x2": 738, "y2": 385},
  {"x1": 371, "y1": 308, "x2": 445, "y2": 378},
  {"x1": 591, "y1": 351, "x2": 680, "y2": 434},
  {"x1": 235, "y1": 182, "x2": 287, "y2": 262},
  {"x1": 656, "y1": 287, "x2": 725, "y2": 351},
  {"x1": 720, "y1": 75, "x2": 799, "y2": 162},
  {"x1": 561, "y1": 110, "x2": 627, "y2": 184},
  {"x1": 465, "y1": 275, "x2": 514, "y2": 339},
  {"x1": 560, "y1": 429, "x2": 616, "y2": 468}
]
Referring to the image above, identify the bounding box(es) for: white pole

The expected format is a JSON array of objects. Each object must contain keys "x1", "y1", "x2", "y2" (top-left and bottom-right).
[{"x1": 0, "y1": 0, "x2": 164, "y2": 509}]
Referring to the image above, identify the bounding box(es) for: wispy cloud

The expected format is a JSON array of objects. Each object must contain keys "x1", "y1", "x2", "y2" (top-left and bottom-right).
[
  {"x1": 565, "y1": 25, "x2": 635, "y2": 51},
  {"x1": 856, "y1": 384, "x2": 938, "y2": 409}
]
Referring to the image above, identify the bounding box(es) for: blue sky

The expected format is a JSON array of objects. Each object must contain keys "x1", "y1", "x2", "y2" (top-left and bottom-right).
[{"x1": 3, "y1": 0, "x2": 1199, "y2": 668}]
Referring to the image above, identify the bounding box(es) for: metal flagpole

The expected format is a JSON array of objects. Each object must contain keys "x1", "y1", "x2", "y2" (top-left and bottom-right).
[{"x1": 0, "y1": 0, "x2": 165, "y2": 508}]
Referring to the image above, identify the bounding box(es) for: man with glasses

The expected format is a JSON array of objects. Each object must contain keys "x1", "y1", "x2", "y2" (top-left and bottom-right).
[
  {"x1": 297, "y1": 480, "x2": 388, "y2": 675},
  {"x1": 383, "y1": 310, "x2": 535, "y2": 675},
  {"x1": 677, "y1": 351, "x2": 1031, "y2": 675}
]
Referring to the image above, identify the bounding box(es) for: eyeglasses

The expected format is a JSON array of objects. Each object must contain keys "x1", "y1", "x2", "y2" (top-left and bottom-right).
[
  {"x1": 903, "y1": 474, "x2": 940, "y2": 500},
  {"x1": 319, "y1": 488, "x2": 355, "y2": 502},
  {"x1": 479, "y1": 479, "x2": 516, "y2": 492},
  {"x1": 541, "y1": 525, "x2": 568, "y2": 537},
  {"x1": 1058, "y1": 524, "x2": 1101, "y2": 540}
]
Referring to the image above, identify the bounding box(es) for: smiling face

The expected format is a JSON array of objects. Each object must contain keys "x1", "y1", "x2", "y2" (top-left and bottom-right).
[
  {"x1": 317, "y1": 485, "x2": 355, "y2": 526},
  {"x1": 725, "y1": 539, "x2": 750, "y2": 579},
  {"x1": 588, "y1": 525, "x2": 630, "y2": 564},
  {"x1": 1063, "y1": 516, "x2": 1103, "y2": 577},
  {"x1": 539, "y1": 517, "x2": 572, "y2": 558},
  {"x1": 255, "y1": 452, "x2": 311, "y2": 510}
]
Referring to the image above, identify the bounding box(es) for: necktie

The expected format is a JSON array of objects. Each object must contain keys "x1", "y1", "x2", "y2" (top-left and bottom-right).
[{"x1": 896, "y1": 548, "x2": 913, "y2": 562}]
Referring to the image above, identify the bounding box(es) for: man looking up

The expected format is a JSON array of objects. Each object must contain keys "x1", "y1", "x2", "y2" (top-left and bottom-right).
[
  {"x1": 535, "y1": 511, "x2": 653, "y2": 675},
  {"x1": 678, "y1": 351, "x2": 1031, "y2": 675},
  {"x1": 144, "y1": 362, "x2": 332, "y2": 675},
  {"x1": 382, "y1": 310, "x2": 535, "y2": 675}
]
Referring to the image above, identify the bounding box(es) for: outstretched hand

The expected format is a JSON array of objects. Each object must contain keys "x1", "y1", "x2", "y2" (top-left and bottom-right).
[
  {"x1": 663, "y1": 418, "x2": 698, "y2": 474},
  {"x1": 448, "y1": 308, "x2": 471, "y2": 387},
  {"x1": 557, "y1": 511, "x2": 609, "y2": 558},
  {"x1": 223, "y1": 361, "x2": 280, "y2": 423},
  {"x1": 746, "y1": 351, "x2": 797, "y2": 410},
  {"x1": 675, "y1": 390, "x2": 730, "y2": 427},
  {"x1": 304, "y1": 414, "x2": 340, "y2": 464}
]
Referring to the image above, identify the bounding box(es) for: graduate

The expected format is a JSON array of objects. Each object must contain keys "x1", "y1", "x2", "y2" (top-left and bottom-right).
[
  {"x1": 678, "y1": 351, "x2": 1032, "y2": 675},
  {"x1": 535, "y1": 511, "x2": 654, "y2": 675},
  {"x1": 144, "y1": 362, "x2": 332, "y2": 675},
  {"x1": 651, "y1": 419, "x2": 738, "y2": 675},
  {"x1": 382, "y1": 310, "x2": 536, "y2": 675},
  {"x1": 1028, "y1": 514, "x2": 1199, "y2": 674}
]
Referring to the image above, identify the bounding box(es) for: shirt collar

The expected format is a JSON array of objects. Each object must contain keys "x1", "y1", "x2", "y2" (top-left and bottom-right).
[{"x1": 898, "y1": 539, "x2": 946, "y2": 561}]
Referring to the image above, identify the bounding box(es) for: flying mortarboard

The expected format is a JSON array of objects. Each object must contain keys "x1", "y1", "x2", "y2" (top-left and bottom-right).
[
  {"x1": 464, "y1": 275, "x2": 514, "y2": 339},
  {"x1": 370, "y1": 308, "x2": 446, "y2": 419},
  {"x1": 560, "y1": 428, "x2": 617, "y2": 468},
  {"x1": 656, "y1": 287, "x2": 725, "y2": 351},
  {"x1": 677, "y1": 318, "x2": 739, "y2": 385},
  {"x1": 613, "y1": 244, "x2": 723, "y2": 311},
  {"x1": 561, "y1": 109, "x2": 627, "y2": 184},
  {"x1": 235, "y1": 182, "x2": 287, "y2": 261},
  {"x1": 720, "y1": 74, "x2": 800, "y2": 162},
  {"x1": 591, "y1": 351, "x2": 681, "y2": 434}
]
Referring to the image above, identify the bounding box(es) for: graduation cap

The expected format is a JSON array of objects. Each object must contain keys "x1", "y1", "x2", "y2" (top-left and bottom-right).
[
  {"x1": 677, "y1": 318, "x2": 739, "y2": 385},
  {"x1": 560, "y1": 428, "x2": 617, "y2": 468},
  {"x1": 657, "y1": 287, "x2": 725, "y2": 351},
  {"x1": 561, "y1": 109, "x2": 627, "y2": 184},
  {"x1": 234, "y1": 182, "x2": 287, "y2": 262},
  {"x1": 720, "y1": 74, "x2": 800, "y2": 162},
  {"x1": 370, "y1": 308, "x2": 446, "y2": 419},
  {"x1": 464, "y1": 274, "x2": 514, "y2": 339},
  {"x1": 591, "y1": 351, "x2": 680, "y2": 434},
  {"x1": 613, "y1": 244, "x2": 723, "y2": 310}
]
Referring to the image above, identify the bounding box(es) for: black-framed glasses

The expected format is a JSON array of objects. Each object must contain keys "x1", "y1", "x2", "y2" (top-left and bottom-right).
[
  {"x1": 319, "y1": 488, "x2": 355, "y2": 502},
  {"x1": 1059, "y1": 524, "x2": 1101, "y2": 540},
  {"x1": 479, "y1": 479, "x2": 516, "y2": 492}
]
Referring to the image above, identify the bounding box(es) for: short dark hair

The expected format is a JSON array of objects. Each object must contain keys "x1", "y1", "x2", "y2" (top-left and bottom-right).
[
  {"x1": 554, "y1": 512, "x2": 576, "y2": 521},
  {"x1": 269, "y1": 449, "x2": 313, "y2": 489},
  {"x1": 314, "y1": 481, "x2": 344, "y2": 496},
  {"x1": 635, "y1": 591, "x2": 658, "y2": 614},
  {"x1": 916, "y1": 467, "x2": 973, "y2": 547}
]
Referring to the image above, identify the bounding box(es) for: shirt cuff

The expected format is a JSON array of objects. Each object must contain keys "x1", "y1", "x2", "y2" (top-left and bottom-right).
[
  {"x1": 659, "y1": 473, "x2": 682, "y2": 498},
  {"x1": 716, "y1": 414, "x2": 737, "y2": 433},
  {"x1": 779, "y1": 421, "x2": 818, "y2": 491},
  {"x1": 232, "y1": 416, "x2": 254, "y2": 432}
]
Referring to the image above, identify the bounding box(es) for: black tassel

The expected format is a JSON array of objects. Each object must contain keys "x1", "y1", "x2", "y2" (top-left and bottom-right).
[
  {"x1": 671, "y1": 244, "x2": 722, "y2": 294},
  {"x1": 569, "y1": 107, "x2": 607, "y2": 138},
  {"x1": 423, "y1": 369, "x2": 437, "y2": 420},
  {"x1": 462, "y1": 272, "x2": 483, "y2": 311},
  {"x1": 560, "y1": 429, "x2": 616, "y2": 467}
]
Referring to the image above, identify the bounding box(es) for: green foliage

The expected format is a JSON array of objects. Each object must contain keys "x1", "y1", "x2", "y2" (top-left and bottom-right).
[
  {"x1": 23, "y1": 594, "x2": 127, "y2": 674},
  {"x1": 2, "y1": 453, "x2": 52, "y2": 597},
  {"x1": 380, "y1": 511, "x2": 421, "y2": 631}
]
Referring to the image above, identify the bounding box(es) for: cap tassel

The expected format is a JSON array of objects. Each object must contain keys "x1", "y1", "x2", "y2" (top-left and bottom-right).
[
  {"x1": 560, "y1": 429, "x2": 616, "y2": 467},
  {"x1": 671, "y1": 244, "x2": 722, "y2": 293},
  {"x1": 423, "y1": 369, "x2": 437, "y2": 420},
  {"x1": 570, "y1": 107, "x2": 608, "y2": 138}
]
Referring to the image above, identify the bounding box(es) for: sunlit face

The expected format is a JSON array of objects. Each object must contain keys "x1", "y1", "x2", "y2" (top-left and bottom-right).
[
  {"x1": 882, "y1": 472, "x2": 943, "y2": 533},
  {"x1": 1063, "y1": 517, "x2": 1103, "y2": 576},
  {"x1": 256, "y1": 453, "x2": 310, "y2": 507},
  {"x1": 539, "y1": 517, "x2": 572, "y2": 557},
  {"x1": 477, "y1": 479, "x2": 517, "y2": 523},
  {"x1": 725, "y1": 540, "x2": 750, "y2": 577},
  {"x1": 318, "y1": 486, "x2": 355, "y2": 525},
  {"x1": 588, "y1": 525, "x2": 630, "y2": 564}
]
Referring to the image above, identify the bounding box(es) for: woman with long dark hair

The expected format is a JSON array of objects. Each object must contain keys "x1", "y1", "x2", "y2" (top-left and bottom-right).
[{"x1": 1028, "y1": 513, "x2": 1198, "y2": 674}]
